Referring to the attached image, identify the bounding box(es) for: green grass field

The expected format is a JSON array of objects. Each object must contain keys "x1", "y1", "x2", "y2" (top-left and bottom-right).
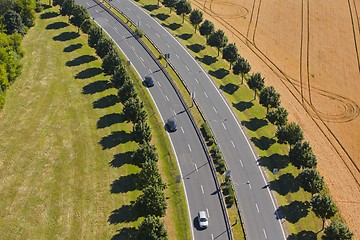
[
  {"x1": 132, "y1": 0, "x2": 328, "y2": 238},
  {"x1": 0, "y1": 6, "x2": 190, "y2": 239}
]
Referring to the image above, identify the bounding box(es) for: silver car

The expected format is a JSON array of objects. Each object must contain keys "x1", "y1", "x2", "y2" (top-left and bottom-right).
[{"x1": 198, "y1": 210, "x2": 208, "y2": 229}]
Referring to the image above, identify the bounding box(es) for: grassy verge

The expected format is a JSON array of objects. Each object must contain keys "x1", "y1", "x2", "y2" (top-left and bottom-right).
[
  {"x1": 0, "y1": 5, "x2": 189, "y2": 239},
  {"x1": 130, "y1": 0, "x2": 327, "y2": 237}
]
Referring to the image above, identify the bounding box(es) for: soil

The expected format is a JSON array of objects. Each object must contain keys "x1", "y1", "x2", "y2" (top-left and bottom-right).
[{"x1": 189, "y1": 0, "x2": 360, "y2": 238}]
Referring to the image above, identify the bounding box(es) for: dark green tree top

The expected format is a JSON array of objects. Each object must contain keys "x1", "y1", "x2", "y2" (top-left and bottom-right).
[
  {"x1": 222, "y1": 43, "x2": 238, "y2": 69},
  {"x1": 189, "y1": 9, "x2": 203, "y2": 33},
  {"x1": 266, "y1": 107, "x2": 288, "y2": 127},
  {"x1": 163, "y1": 0, "x2": 178, "y2": 13},
  {"x1": 70, "y1": 4, "x2": 89, "y2": 31},
  {"x1": 137, "y1": 215, "x2": 168, "y2": 240},
  {"x1": 4, "y1": 10, "x2": 25, "y2": 35},
  {"x1": 299, "y1": 168, "x2": 324, "y2": 195},
  {"x1": 259, "y1": 86, "x2": 280, "y2": 113},
  {"x1": 135, "y1": 185, "x2": 167, "y2": 217},
  {"x1": 102, "y1": 49, "x2": 121, "y2": 75},
  {"x1": 132, "y1": 142, "x2": 158, "y2": 166},
  {"x1": 247, "y1": 72, "x2": 265, "y2": 99},
  {"x1": 199, "y1": 20, "x2": 214, "y2": 40},
  {"x1": 322, "y1": 220, "x2": 353, "y2": 240},
  {"x1": 96, "y1": 36, "x2": 114, "y2": 59},
  {"x1": 289, "y1": 141, "x2": 317, "y2": 169},
  {"x1": 207, "y1": 29, "x2": 228, "y2": 56},
  {"x1": 312, "y1": 194, "x2": 337, "y2": 229},
  {"x1": 137, "y1": 160, "x2": 166, "y2": 190},
  {"x1": 175, "y1": 0, "x2": 192, "y2": 23},
  {"x1": 233, "y1": 57, "x2": 251, "y2": 84}
]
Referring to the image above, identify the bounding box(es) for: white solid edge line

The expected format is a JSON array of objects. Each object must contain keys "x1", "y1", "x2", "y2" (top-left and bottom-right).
[
  {"x1": 94, "y1": 20, "x2": 195, "y2": 240},
  {"x1": 125, "y1": 1, "x2": 287, "y2": 239}
]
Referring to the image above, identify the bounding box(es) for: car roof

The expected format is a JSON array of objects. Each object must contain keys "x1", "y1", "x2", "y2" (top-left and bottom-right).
[
  {"x1": 198, "y1": 211, "x2": 207, "y2": 219},
  {"x1": 145, "y1": 75, "x2": 153, "y2": 80}
]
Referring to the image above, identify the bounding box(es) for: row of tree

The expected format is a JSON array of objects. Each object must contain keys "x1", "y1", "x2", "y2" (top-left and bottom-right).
[
  {"x1": 155, "y1": 0, "x2": 353, "y2": 238},
  {"x1": 53, "y1": 1, "x2": 168, "y2": 238},
  {"x1": 0, "y1": 0, "x2": 43, "y2": 109}
]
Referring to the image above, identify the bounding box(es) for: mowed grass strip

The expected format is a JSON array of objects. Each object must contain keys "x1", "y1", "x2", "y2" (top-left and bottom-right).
[
  {"x1": 133, "y1": 0, "x2": 325, "y2": 237},
  {"x1": 0, "y1": 5, "x2": 189, "y2": 240}
]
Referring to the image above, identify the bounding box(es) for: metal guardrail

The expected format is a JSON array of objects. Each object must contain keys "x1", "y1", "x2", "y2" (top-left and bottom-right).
[{"x1": 94, "y1": 1, "x2": 234, "y2": 239}]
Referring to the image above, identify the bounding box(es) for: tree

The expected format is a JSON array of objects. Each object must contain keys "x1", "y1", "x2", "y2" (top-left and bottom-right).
[
  {"x1": 0, "y1": 64, "x2": 9, "y2": 91},
  {"x1": 266, "y1": 107, "x2": 288, "y2": 127},
  {"x1": 247, "y1": 72, "x2": 265, "y2": 99},
  {"x1": 96, "y1": 36, "x2": 114, "y2": 59},
  {"x1": 70, "y1": 4, "x2": 89, "y2": 32},
  {"x1": 80, "y1": 18, "x2": 93, "y2": 34},
  {"x1": 135, "y1": 185, "x2": 167, "y2": 217},
  {"x1": 60, "y1": 0, "x2": 75, "y2": 18},
  {"x1": 232, "y1": 57, "x2": 251, "y2": 84},
  {"x1": 88, "y1": 25, "x2": 102, "y2": 48},
  {"x1": 102, "y1": 50, "x2": 121, "y2": 75},
  {"x1": 132, "y1": 142, "x2": 158, "y2": 166},
  {"x1": 137, "y1": 215, "x2": 168, "y2": 240},
  {"x1": 222, "y1": 43, "x2": 238, "y2": 69},
  {"x1": 15, "y1": 0, "x2": 36, "y2": 27},
  {"x1": 276, "y1": 122, "x2": 303, "y2": 147},
  {"x1": 123, "y1": 97, "x2": 147, "y2": 124},
  {"x1": 118, "y1": 78, "x2": 137, "y2": 103},
  {"x1": 259, "y1": 86, "x2": 281, "y2": 113},
  {"x1": 133, "y1": 121, "x2": 152, "y2": 143},
  {"x1": 137, "y1": 160, "x2": 166, "y2": 190},
  {"x1": 312, "y1": 194, "x2": 338, "y2": 230},
  {"x1": 322, "y1": 221, "x2": 353, "y2": 240},
  {"x1": 289, "y1": 141, "x2": 317, "y2": 169},
  {"x1": 299, "y1": 168, "x2": 324, "y2": 195},
  {"x1": 199, "y1": 20, "x2": 214, "y2": 41},
  {"x1": 207, "y1": 29, "x2": 228, "y2": 57},
  {"x1": 175, "y1": 0, "x2": 191, "y2": 24},
  {"x1": 110, "y1": 63, "x2": 129, "y2": 88},
  {"x1": 189, "y1": 9, "x2": 203, "y2": 33},
  {"x1": 3, "y1": 10, "x2": 25, "y2": 35},
  {"x1": 163, "y1": 0, "x2": 178, "y2": 13}
]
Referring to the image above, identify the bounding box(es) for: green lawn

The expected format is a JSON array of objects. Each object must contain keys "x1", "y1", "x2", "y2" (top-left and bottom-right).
[
  {"x1": 0, "y1": 5, "x2": 189, "y2": 240},
  {"x1": 132, "y1": 0, "x2": 328, "y2": 238}
]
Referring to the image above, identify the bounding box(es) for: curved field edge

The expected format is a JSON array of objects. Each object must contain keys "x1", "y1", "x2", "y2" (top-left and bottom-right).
[
  {"x1": 132, "y1": 0, "x2": 341, "y2": 237},
  {"x1": 0, "y1": 6, "x2": 190, "y2": 240}
]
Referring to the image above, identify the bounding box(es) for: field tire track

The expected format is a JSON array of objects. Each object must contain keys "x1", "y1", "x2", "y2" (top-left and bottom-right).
[{"x1": 191, "y1": 0, "x2": 360, "y2": 185}]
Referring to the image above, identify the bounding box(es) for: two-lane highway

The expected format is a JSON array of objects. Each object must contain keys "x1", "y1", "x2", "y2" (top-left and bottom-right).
[
  {"x1": 110, "y1": 1, "x2": 287, "y2": 239},
  {"x1": 76, "y1": 1, "x2": 231, "y2": 239}
]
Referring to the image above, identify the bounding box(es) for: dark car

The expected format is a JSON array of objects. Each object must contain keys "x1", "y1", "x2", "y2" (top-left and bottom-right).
[
  {"x1": 144, "y1": 75, "x2": 154, "y2": 87},
  {"x1": 166, "y1": 118, "x2": 177, "y2": 132}
]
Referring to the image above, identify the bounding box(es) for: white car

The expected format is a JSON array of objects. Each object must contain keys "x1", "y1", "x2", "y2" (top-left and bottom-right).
[{"x1": 198, "y1": 210, "x2": 208, "y2": 229}]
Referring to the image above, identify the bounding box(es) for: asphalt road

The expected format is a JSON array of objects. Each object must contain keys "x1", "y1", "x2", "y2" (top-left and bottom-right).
[
  {"x1": 75, "y1": 0, "x2": 232, "y2": 239},
  {"x1": 109, "y1": 1, "x2": 288, "y2": 239}
]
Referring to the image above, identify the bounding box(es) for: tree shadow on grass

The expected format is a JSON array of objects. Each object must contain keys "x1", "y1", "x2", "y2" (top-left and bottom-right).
[
  {"x1": 162, "y1": 22, "x2": 181, "y2": 31},
  {"x1": 110, "y1": 173, "x2": 138, "y2": 194},
  {"x1": 257, "y1": 153, "x2": 290, "y2": 172},
  {"x1": 108, "y1": 204, "x2": 140, "y2": 224},
  {"x1": 220, "y1": 83, "x2": 239, "y2": 95},
  {"x1": 75, "y1": 67, "x2": 103, "y2": 79},
  {"x1": 40, "y1": 11, "x2": 59, "y2": 19},
  {"x1": 111, "y1": 227, "x2": 138, "y2": 240},
  {"x1": 82, "y1": 80, "x2": 112, "y2": 95},
  {"x1": 46, "y1": 21, "x2": 69, "y2": 30},
  {"x1": 92, "y1": 94, "x2": 118, "y2": 109},
  {"x1": 209, "y1": 68, "x2": 229, "y2": 79},
  {"x1": 276, "y1": 200, "x2": 310, "y2": 224},
  {"x1": 144, "y1": 4, "x2": 159, "y2": 11},
  {"x1": 241, "y1": 117, "x2": 268, "y2": 131},
  {"x1": 99, "y1": 131, "x2": 133, "y2": 150},
  {"x1": 187, "y1": 43, "x2": 205, "y2": 53},
  {"x1": 287, "y1": 230, "x2": 317, "y2": 240},
  {"x1": 233, "y1": 101, "x2": 253, "y2": 112},
  {"x1": 196, "y1": 55, "x2": 217, "y2": 65},
  {"x1": 66, "y1": 55, "x2": 97, "y2": 67},
  {"x1": 97, "y1": 113, "x2": 125, "y2": 128},
  {"x1": 177, "y1": 33, "x2": 192, "y2": 40},
  {"x1": 64, "y1": 43, "x2": 82, "y2": 52},
  {"x1": 109, "y1": 151, "x2": 134, "y2": 168},
  {"x1": 269, "y1": 173, "x2": 300, "y2": 196},
  {"x1": 251, "y1": 136, "x2": 276, "y2": 150},
  {"x1": 156, "y1": 13, "x2": 169, "y2": 21},
  {"x1": 53, "y1": 31, "x2": 80, "y2": 41}
]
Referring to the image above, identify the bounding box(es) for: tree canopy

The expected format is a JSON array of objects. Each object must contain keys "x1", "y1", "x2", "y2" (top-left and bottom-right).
[
  {"x1": 232, "y1": 57, "x2": 251, "y2": 84},
  {"x1": 266, "y1": 107, "x2": 288, "y2": 127},
  {"x1": 259, "y1": 86, "x2": 280, "y2": 113},
  {"x1": 3, "y1": 10, "x2": 25, "y2": 35},
  {"x1": 199, "y1": 20, "x2": 214, "y2": 41},
  {"x1": 135, "y1": 186, "x2": 167, "y2": 217},
  {"x1": 175, "y1": 0, "x2": 192, "y2": 23},
  {"x1": 118, "y1": 78, "x2": 137, "y2": 103},
  {"x1": 189, "y1": 9, "x2": 203, "y2": 33},
  {"x1": 96, "y1": 36, "x2": 114, "y2": 59},
  {"x1": 132, "y1": 142, "x2": 158, "y2": 166},
  {"x1": 102, "y1": 49, "x2": 121, "y2": 75},
  {"x1": 70, "y1": 4, "x2": 89, "y2": 32},
  {"x1": 111, "y1": 63, "x2": 129, "y2": 88},
  {"x1": 137, "y1": 215, "x2": 168, "y2": 240},
  {"x1": 276, "y1": 122, "x2": 303, "y2": 147},
  {"x1": 88, "y1": 25, "x2": 102, "y2": 48},
  {"x1": 133, "y1": 121, "x2": 152, "y2": 144},
  {"x1": 299, "y1": 168, "x2": 324, "y2": 195},
  {"x1": 207, "y1": 29, "x2": 228, "y2": 56},
  {"x1": 247, "y1": 72, "x2": 265, "y2": 99},
  {"x1": 312, "y1": 194, "x2": 337, "y2": 230},
  {"x1": 322, "y1": 220, "x2": 353, "y2": 240},
  {"x1": 163, "y1": 0, "x2": 178, "y2": 13},
  {"x1": 222, "y1": 43, "x2": 238, "y2": 69},
  {"x1": 123, "y1": 97, "x2": 147, "y2": 124},
  {"x1": 289, "y1": 141, "x2": 317, "y2": 169},
  {"x1": 137, "y1": 160, "x2": 166, "y2": 190}
]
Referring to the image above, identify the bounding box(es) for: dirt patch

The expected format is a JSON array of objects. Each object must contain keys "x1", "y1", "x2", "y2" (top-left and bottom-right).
[{"x1": 190, "y1": 0, "x2": 360, "y2": 237}]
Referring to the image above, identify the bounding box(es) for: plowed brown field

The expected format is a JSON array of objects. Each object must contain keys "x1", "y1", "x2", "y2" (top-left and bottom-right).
[{"x1": 189, "y1": 0, "x2": 360, "y2": 238}]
